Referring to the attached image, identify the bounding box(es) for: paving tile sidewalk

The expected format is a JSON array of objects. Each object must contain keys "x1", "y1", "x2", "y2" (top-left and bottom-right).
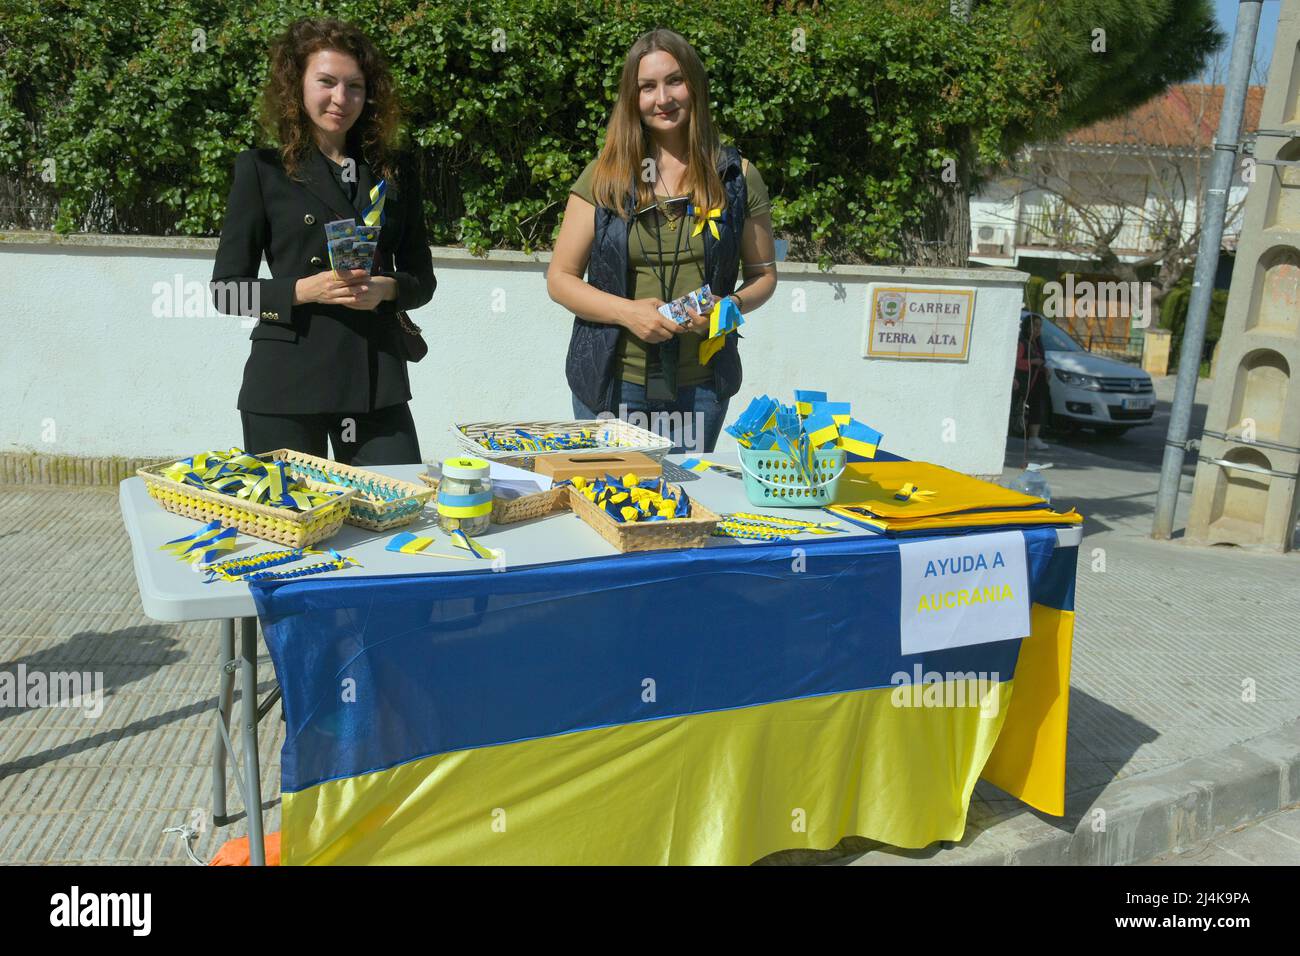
[
  {"x1": 1, "y1": 377, "x2": 1297, "y2": 865},
  {"x1": 0, "y1": 484, "x2": 281, "y2": 864}
]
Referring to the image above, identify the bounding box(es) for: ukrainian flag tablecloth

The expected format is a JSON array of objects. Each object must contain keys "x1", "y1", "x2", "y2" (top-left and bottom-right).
[{"x1": 251, "y1": 524, "x2": 1076, "y2": 865}]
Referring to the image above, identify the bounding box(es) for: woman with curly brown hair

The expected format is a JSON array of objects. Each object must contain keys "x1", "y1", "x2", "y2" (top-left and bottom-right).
[{"x1": 210, "y1": 17, "x2": 435, "y2": 465}]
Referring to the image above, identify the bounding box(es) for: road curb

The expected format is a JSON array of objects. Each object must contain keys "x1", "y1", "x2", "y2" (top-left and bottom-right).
[{"x1": 842, "y1": 718, "x2": 1300, "y2": 866}]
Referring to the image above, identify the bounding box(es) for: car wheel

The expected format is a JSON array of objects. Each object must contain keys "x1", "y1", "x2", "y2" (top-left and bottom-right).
[{"x1": 1047, "y1": 411, "x2": 1078, "y2": 436}]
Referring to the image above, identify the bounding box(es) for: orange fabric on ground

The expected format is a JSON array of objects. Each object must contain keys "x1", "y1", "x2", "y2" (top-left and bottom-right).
[{"x1": 209, "y1": 832, "x2": 281, "y2": 866}]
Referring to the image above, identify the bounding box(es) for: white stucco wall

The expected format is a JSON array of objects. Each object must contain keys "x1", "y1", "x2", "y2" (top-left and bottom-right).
[{"x1": 1, "y1": 233, "x2": 1027, "y2": 475}]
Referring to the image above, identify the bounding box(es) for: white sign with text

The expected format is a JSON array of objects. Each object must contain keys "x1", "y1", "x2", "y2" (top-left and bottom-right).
[
  {"x1": 898, "y1": 530, "x2": 1030, "y2": 655},
  {"x1": 864, "y1": 284, "x2": 975, "y2": 360}
]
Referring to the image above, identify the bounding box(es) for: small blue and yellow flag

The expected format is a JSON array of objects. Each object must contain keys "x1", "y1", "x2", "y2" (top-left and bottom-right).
[
  {"x1": 386, "y1": 532, "x2": 435, "y2": 554},
  {"x1": 794, "y1": 390, "x2": 827, "y2": 417},
  {"x1": 810, "y1": 401, "x2": 852, "y2": 426},
  {"x1": 838, "y1": 419, "x2": 883, "y2": 459},
  {"x1": 803, "y1": 411, "x2": 840, "y2": 449}
]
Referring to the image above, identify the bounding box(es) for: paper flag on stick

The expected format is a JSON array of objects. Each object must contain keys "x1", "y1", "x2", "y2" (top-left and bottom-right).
[
  {"x1": 385, "y1": 531, "x2": 474, "y2": 560},
  {"x1": 794, "y1": 390, "x2": 827, "y2": 416},
  {"x1": 699, "y1": 334, "x2": 726, "y2": 366},
  {"x1": 810, "y1": 401, "x2": 852, "y2": 426},
  {"x1": 386, "y1": 532, "x2": 434, "y2": 554},
  {"x1": 803, "y1": 411, "x2": 840, "y2": 449},
  {"x1": 838, "y1": 419, "x2": 883, "y2": 459}
]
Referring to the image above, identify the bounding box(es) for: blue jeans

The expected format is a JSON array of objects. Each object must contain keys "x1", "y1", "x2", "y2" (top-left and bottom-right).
[{"x1": 571, "y1": 380, "x2": 730, "y2": 454}]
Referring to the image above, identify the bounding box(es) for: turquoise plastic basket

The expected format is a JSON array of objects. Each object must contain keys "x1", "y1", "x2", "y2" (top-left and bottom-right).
[{"x1": 737, "y1": 446, "x2": 846, "y2": 507}]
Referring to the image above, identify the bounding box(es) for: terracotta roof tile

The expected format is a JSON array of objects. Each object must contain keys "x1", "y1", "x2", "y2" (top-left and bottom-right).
[{"x1": 1063, "y1": 84, "x2": 1265, "y2": 149}]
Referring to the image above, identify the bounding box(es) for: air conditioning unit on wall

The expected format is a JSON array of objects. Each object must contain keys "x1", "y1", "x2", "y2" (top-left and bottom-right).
[{"x1": 974, "y1": 225, "x2": 1011, "y2": 257}]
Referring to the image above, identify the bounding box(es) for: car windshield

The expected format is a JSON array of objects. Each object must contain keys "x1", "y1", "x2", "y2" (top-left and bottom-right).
[{"x1": 1035, "y1": 318, "x2": 1083, "y2": 352}]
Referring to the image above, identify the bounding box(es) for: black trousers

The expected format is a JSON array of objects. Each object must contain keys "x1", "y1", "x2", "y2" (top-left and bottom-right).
[
  {"x1": 240, "y1": 402, "x2": 422, "y2": 466},
  {"x1": 1013, "y1": 369, "x2": 1050, "y2": 427}
]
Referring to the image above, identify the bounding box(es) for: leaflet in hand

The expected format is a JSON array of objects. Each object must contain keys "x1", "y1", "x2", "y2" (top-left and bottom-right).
[
  {"x1": 658, "y1": 284, "x2": 720, "y2": 326},
  {"x1": 324, "y1": 219, "x2": 382, "y2": 274}
]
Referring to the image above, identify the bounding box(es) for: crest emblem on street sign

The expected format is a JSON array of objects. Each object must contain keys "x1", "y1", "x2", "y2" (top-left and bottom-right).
[{"x1": 877, "y1": 291, "x2": 906, "y2": 326}]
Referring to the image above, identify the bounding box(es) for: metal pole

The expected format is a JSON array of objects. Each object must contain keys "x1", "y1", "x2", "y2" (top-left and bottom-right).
[
  {"x1": 239, "y1": 616, "x2": 266, "y2": 866},
  {"x1": 212, "y1": 618, "x2": 236, "y2": 827},
  {"x1": 1152, "y1": 0, "x2": 1262, "y2": 539}
]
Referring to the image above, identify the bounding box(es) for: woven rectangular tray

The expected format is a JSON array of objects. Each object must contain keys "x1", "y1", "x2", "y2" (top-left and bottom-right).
[
  {"x1": 451, "y1": 418, "x2": 673, "y2": 470},
  {"x1": 566, "y1": 484, "x2": 719, "y2": 552},
  {"x1": 137, "y1": 457, "x2": 356, "y2": 548},
  {"x1": 419, "y1": 473, "x2": 570, "y2": 526},
  {"x1": 268, "y1": 448, "x2": 433, "y2": 531}
]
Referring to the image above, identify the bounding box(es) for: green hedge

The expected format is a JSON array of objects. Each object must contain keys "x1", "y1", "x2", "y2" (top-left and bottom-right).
[
  {"x1": 0, "y1": 0, "x2": 1053, "y2": 263},
  {"x1": 1159, "y1": 277, "x2": 1227, "y2": 368}
]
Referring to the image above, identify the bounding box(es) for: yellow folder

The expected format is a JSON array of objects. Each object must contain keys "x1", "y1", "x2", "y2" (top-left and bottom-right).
[{"x1": 836, "y1": 461, "x2": 1049, "y2": 519}]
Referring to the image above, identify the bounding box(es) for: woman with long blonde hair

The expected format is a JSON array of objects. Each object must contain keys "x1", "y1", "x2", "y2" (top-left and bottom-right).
[{"x1": 547, "y1": 28, "x2": 778, "y2": 453}]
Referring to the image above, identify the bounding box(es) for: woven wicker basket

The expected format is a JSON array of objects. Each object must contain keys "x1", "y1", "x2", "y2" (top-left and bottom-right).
[
  {"x1": 451, "y1": 419, "x2": 673, "y2": 470},
  {"x1": 418, "y1": 473, "x2": 570, "y2": 526},
  {"x1": 566, "y1": 484, "x2": 719, "y2": 552},
  {"x1": 137, "y1": 457, "x2": 355, "y2": 548},
  {"x1": 268, "y1": 449, "x2": 433, "y2": 531}
]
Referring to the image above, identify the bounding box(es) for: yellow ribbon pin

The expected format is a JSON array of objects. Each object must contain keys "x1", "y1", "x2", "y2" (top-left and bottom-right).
[{"x1": 691, "y1": 207, "x2": 723, "y2": 240}]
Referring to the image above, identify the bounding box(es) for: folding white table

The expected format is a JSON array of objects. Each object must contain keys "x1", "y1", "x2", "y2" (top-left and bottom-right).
[{"x1": 118, "y1": 454, "x2": 1081, "y2": 865}]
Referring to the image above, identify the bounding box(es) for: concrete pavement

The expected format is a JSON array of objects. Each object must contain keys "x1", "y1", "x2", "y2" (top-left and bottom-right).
[{"x1": 1142, "y1": 802, "x2": 1300, "y2": 865}]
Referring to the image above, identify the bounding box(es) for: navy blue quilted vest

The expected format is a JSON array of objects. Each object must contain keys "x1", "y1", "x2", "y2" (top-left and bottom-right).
[{"x1": 565, "y1": 145, "x2": 747, "y2": 412}]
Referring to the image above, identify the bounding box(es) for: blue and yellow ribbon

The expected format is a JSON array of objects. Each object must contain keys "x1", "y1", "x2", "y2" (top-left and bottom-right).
[
  {"x1": 469, "y1": 428, "x2": 599, "y2": 453},
  {"x1": 713, "y1": 512, "x2": 844, "y2": 540},
  {"x1": 203, "y1": 547, "x2": 318, "y2": 583},
  {"x1": 162, "y1": 448, "x2": 342, "y2": 512},
  {"x1": 243, "y1": 549, "x2": 357, "y2": 583},
  {"x1": 679, "y1": 458, "x2": 742, "y2": 479},
  {"x1": 689, "y1": 205, "x2": 724, "y2": 240},
  {"x1": 564, "y1": 474, "x2": 692, "y2": 523},
  {"x1": 159, "y1": 519, "x2": 238, "y2": 565},
  {"x1": 436, "y1": 488, "x2": 493, "y2": 520},
  {"x1": 893, "y1": 482, "x2": 936, "y2": 503},
  {"x1": 361, "y1": 179, "x2": 386, "y2": 228},
  {"x1": 450, "y1": 529, "x2": 499, "y2": 559}
]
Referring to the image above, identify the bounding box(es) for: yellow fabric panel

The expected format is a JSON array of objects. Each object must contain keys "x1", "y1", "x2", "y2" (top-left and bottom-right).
[
  {"x1": 837, "y1": 461, "x2": 1049, "y2": 519},
  {"x1": 828, "y1": 506, "x2": 1083, "y2": 533},
  {"x1": 283, "y1": 679, "x2": 1015, "y2": 865},
  {"x1": 981, "y1": 604, "x2": 1075, "y2": 816}
]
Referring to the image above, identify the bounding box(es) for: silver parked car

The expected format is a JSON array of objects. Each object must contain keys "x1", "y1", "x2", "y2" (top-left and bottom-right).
[{"x1": 1020, "y1": 313, "x2": 1156, "y2": 437}]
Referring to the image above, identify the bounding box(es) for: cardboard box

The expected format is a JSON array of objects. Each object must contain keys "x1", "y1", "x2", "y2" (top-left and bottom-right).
[{"x1": 533, "y1": 452, "x2": 662, "y2": 483}]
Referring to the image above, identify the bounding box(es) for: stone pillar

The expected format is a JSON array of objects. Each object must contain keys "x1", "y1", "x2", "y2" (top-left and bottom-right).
[
  {"x1": 1142, "y1": 328, "x2": 1172, "y2": 376},
  {"x1": 1187, "y1": 2, "x2": 1300, "y2": 551}
]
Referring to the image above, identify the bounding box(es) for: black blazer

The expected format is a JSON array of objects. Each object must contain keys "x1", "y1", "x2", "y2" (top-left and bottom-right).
[{"x1": 210, "y1": 146, "x2": 436, "y2": 414}]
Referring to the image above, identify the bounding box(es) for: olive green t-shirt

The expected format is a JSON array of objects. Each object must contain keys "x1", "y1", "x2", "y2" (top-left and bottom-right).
[{"x1": 570, "y1": 156, "x2": 771, "y2": 386}]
